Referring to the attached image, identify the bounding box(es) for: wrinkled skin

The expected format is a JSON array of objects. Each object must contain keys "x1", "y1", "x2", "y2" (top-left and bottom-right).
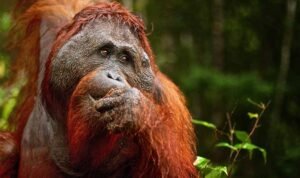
[{"x1": 50, "y1": 20, "x2": 154, "y2": 100}]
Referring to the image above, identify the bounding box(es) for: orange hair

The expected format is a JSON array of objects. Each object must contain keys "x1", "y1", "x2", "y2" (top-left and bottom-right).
[{"x1": 6, "y1": 1, "x2": 198, "y2": 177}]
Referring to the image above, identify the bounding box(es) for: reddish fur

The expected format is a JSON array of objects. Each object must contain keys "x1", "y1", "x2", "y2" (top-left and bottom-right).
[
  {"x1": 66, "y1": 71, "x2": 129, "y2": 169},
  {"x1": 0, "y1": 133, "x2": 17, "y2": 178},
  {"x1": 1, "y1": 1, "x2": 199, "y2": 177}
]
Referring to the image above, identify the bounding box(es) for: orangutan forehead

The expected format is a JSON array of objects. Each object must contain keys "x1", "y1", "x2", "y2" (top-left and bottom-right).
[
  {"x1": 84, "y1": 19, "x2": 140, "y2": 43},
  {"x1": 55, "y1": 19, "x2": 147, "y2": 59}
]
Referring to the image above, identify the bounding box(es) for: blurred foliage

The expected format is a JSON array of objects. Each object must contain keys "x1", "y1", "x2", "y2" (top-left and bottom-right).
[
  {"x1": 143, "y1": 0, "x2": 300, "y2": 177},
  {"x1": 0, "y1": 0, "x2": 300, "y2": 177},
  {"x1": 0, "y1": 85, "x2": 20, "y2": 130},
  {"x1": 0, "y1": 10, "x2": 17, "y2": 131},
  {"x1": 0, "y1": 12, "x2": 11, "y2": 82}
]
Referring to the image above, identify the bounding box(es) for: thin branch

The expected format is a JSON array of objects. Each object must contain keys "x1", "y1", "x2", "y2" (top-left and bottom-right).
[
  {"x1": 226, "y1": 112, "x2": 234, "y2": 160},
  {"x1": 227, "y1": 100, "x2": 270, "y2": 177}
]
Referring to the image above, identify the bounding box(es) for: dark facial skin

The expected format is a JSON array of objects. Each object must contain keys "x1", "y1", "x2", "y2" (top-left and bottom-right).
[
  {"x1": 48, "y1": 20, "x2": 156, "y2": 125},
  {"x1": 50, "y1": 19, "x2": 154, "y2": 99}
]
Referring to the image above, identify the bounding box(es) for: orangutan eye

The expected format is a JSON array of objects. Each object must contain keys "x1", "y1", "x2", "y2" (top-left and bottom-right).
[
  {"x1": 98, "y1": 43, "x2": 114, "y2": 58},
  {"x1": 99, "y1": 49, "x2": 109, "y2": 57},
  {"x1": 142, "y1": 60, "x2": 150, "y2": 68},
  {"x1": 119, "y1": 52, "x2": 133, "y2": 64},
  {"x1": 119, "y1": 55, "x2": 131, "y2": 63}
]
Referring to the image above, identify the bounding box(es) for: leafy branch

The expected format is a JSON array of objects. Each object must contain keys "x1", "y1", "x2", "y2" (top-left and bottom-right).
[{"x1": 193, "y1": 99, "x2": 270, "y2": 177}]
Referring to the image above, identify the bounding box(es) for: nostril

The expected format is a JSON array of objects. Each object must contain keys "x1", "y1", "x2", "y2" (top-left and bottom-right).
[
  {"x1": 116, "y1": 76, "x2": 122, "y2": 82},
  {"x1": 107, "y1": 72, "x2": 113, "y2": 79},
  {"x1": 106, "y1": 72, "x2": 123, "y2": 82}
]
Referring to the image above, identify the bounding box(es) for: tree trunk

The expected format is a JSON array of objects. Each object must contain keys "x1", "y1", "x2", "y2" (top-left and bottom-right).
[
  {"x1": 212, "y1": 0, "x2": 224, "y2": 71},
  {"x1": 211, "y1": 0, "x2": 225, "y2": 124},
  {"x1": 272, "y1": 0, "x2": 297, "y2": 120}
]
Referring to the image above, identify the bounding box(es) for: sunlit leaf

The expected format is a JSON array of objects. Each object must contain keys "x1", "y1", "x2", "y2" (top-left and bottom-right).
[
  {"x1": 194, "y1": 156, "x2": 228, "y2": 178},
  {"x1": 234, "y1": 143, "x2": 255, "y2": 150},
  {"x1": 192, "y1": 119, "x2": 217, "y2": 130},
  {"x1": 193, "y1": 156, "x2": 210, "y2": 169},
  {"x1": 248, "y1": 112, "x2": 259, "y2": 119},
  {"x1": 216, "y1": 142, "x2": 238, "y2": 151}
]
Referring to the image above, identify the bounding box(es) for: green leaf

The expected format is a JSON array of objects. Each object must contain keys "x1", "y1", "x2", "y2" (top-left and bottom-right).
[
  {"x1": 248, "y1": 112, "x2": 259, "y2": 119},
  {"x1": 234, "y1": 130, "x2": 251, "y2": 143},
  {"x1": 192, "y1": 119, "x2": 217, "y2": 130},
  {"x1": 194, "y1": 156, "x2": 228, "y2": 178},
  {"x1": 234, "y1": 143, "x2": 267, "y2": 163},
  {"x1": 205, "y1": 166, "x2": 228, "y2": 178},
  {"x1": 216, "y1": 142, "x2": 238, "y2": 151},
  {"x1": 234, "y1": 143, "x2": 255, "y2": 150},
  {"x1": 193, "y1": 156, "x2": 210, "y2": 169},
  {"x1": 214, "y1": 166, "x2": 228, "y2": 176}
]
